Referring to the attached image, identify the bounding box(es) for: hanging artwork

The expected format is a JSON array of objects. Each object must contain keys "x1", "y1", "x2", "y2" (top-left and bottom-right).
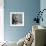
[{"x1": 10, "y1": 12, "x2": 24, "y2": 26}]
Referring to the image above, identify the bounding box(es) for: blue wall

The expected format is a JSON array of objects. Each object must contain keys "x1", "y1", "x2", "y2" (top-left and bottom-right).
[
  {"x1": 4, "y1": 0, "x2": 40, "y2": 42},
  {"x1": 40, "y1": 0, "x2": 46, "y2": 27}
]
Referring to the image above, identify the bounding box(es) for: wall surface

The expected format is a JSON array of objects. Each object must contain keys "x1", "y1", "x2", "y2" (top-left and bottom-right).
[
  {"x1": 4, "y1": 0, "x2": 40, "y2": 42},
  {"x1": 40, "y1": 0, "x2": 46, "y2": 27}
]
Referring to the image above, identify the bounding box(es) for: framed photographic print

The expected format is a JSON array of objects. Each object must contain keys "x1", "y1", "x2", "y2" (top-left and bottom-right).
[{"x1": 10, "y1": 12, "x2": 24, "y2": 26}]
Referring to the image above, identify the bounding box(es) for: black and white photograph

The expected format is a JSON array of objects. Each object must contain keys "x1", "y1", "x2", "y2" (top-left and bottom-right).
[{"x1": 10, "y1": 12, "x2": 24, "y2": 26}]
